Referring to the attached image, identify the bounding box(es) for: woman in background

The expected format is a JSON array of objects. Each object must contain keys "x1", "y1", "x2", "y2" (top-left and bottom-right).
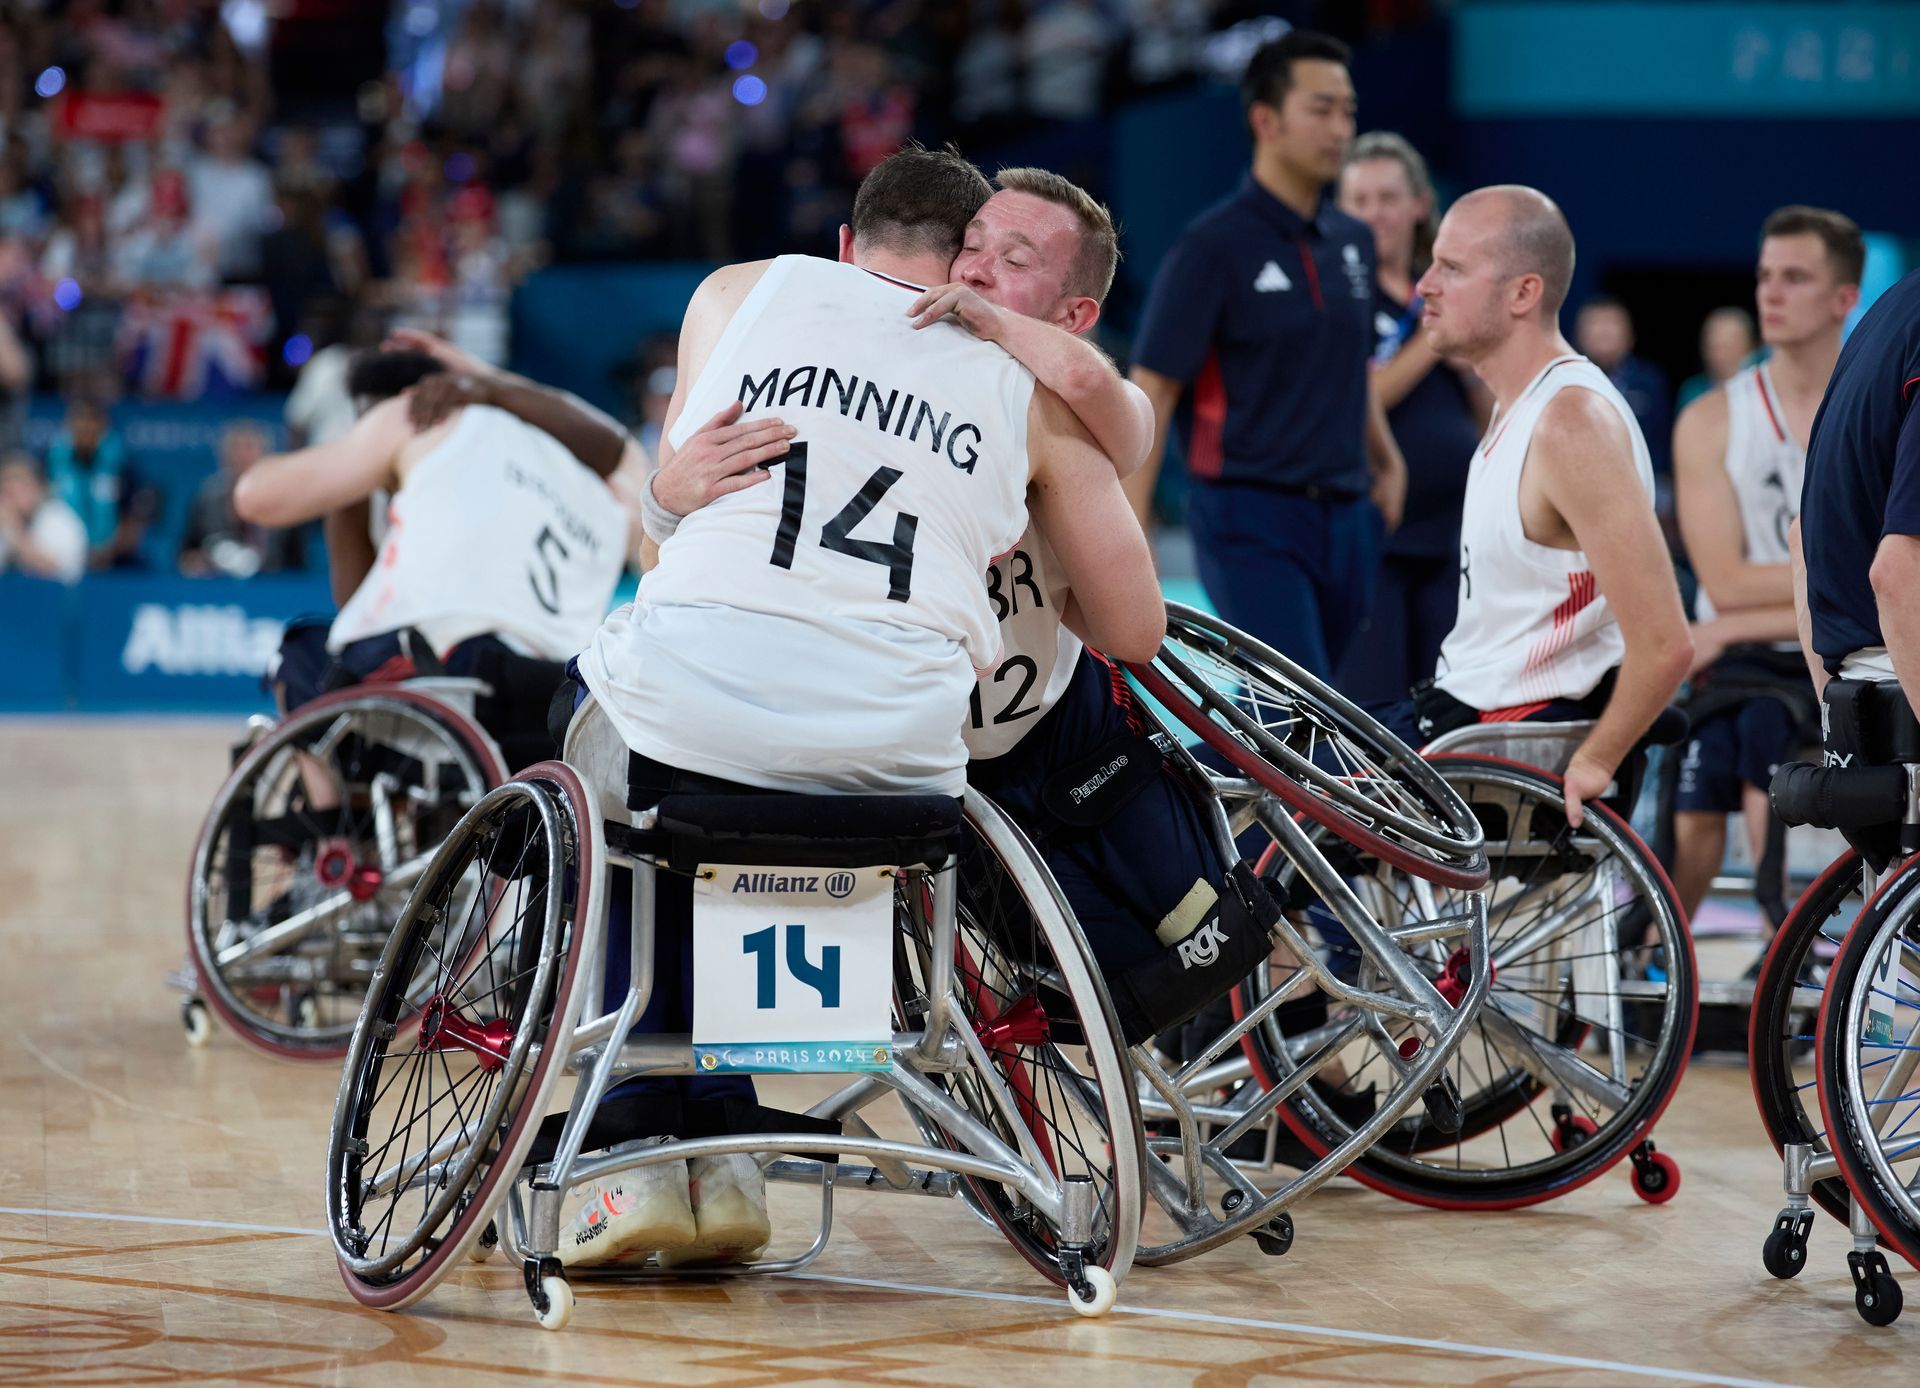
[{"x1": 1333, "y1": 132, "x2": 1492, "y2": 709}]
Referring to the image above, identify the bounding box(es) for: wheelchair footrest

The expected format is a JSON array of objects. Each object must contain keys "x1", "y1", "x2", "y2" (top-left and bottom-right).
[{"x1": 523, "y1": 1095, "x2": 844, "y2": 1168}]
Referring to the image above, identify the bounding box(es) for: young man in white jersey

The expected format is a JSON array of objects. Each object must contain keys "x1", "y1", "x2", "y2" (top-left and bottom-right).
[
  {"x1": 1412, "y1": 186, "x2": 1694, "y2": 826},
  {"x1": 557, "y1": 147, "x2": 1165, "y2": 1269},
  {"x1": 1668, "y1": 207, "x2": 1862, "y2": 939},
  {"x1": 236, "y1": 349, "x2": 632, "y2": 767}
]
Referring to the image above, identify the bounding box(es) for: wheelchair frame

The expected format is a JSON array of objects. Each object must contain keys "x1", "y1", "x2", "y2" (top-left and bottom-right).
[{"x1": 181, "y1": 678, "x2": 507, "y2": 1059}]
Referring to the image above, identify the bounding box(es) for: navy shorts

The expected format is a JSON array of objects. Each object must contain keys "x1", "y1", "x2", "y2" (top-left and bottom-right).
[
  {"x1": 969, "y1": 649, "x2": 1223, "y2": 975},
  {"x1": 1675, "y1": 698, "x2": 1798, "y2": 814},
  {"x1": 1187, "y1": 482, "x2": 1383, "y2": 681}
]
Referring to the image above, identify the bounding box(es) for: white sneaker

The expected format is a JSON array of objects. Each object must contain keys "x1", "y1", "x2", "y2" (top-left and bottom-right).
[
  {"x1": 555, "y1": 1163, "x2": 697, "y2": 1268},
  {"x1": 658, "y1": 1155, "x2": 771, "y2": 1267}
]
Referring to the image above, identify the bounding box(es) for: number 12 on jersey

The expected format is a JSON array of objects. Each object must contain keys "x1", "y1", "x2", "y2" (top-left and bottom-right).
[{"x1": 768, "y1": 442, "x2": 919, "y2": 601}]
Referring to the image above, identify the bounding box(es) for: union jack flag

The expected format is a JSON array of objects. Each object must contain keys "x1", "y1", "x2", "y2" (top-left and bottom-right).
[{"x1": 117, "y1": 289, "x2": 273, "y2": 400}]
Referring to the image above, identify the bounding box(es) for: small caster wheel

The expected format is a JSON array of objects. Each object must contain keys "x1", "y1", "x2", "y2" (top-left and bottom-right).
[
  {"x1": 181, "y1": 998, "x2": 212, "y2": 1048},
  {"x1": 1851, "y1": 1250, "x2": 1904, "y2": 1326},
  {"x1": 1252, "y1": 1213, "x2": 1294, "y2": 1258},
  {"x1": 1629, "y1": 1145, "x2": 1681, "y2": 1204},
  {"x1": 291, "y1": 990, "x2": 320, "y2": 1031},
  {"x1": 1220, "y1": 1189, "x2": 1247, "y2": 1215},
  {"x1": 1762, "y1": 1210, "x2": 1813, "y2": 1279},
  {"x1": 468, "y1": 1221, "x2": 498, "y2": 1263},
  {"x1": 535, "y1": 1275, "x2": 573, "y2": 1331},
  {"x1": 1421, "y1": 1071, "x2": 1464, "y2": 1135},
  {"x1": 1551, "y1": 1114, "x2": 1599, "y2": 1153},
  {"x1": 1067, "y1": 1264, "x2": 1117, "y2": 1318}
]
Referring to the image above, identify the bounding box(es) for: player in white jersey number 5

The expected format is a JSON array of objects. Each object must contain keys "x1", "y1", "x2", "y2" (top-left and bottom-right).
[
  {"x1": 1410, "y1": 186, "x2": 1693, "y2": 824},
  {"x1": 235, "y1": 347, "x2": 632, "y2": 767}
]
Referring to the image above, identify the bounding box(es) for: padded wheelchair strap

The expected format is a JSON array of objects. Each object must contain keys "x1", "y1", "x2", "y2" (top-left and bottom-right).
[
  {"x1": 523, "y1": 1095, "x2": 843, "y2": 1169},
  {"x1": 1107, "y1": 861, "x2": 1280, "y2": 1046}
]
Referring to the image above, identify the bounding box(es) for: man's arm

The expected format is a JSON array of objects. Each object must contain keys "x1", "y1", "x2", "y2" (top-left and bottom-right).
[
  {"x1": 386, "y1": 328, "x2": 630, "y2": 478},
  {"x1": 1672, "y1": 389, "x2": 1791, "y2": 612},
  {"x1": 1365, "y1": 378, "x2": 1407, "y2": 532},
  {"x1": 1124, "y1": 364, "x2": 1183, "y2": 527},
  {"x1": 1788, "y1": 518, "x2": 1828, "y2": 697},
  {"x1": 234, "y1": 397, "x2": 411, "y2": 528},
  {"x1": 323, "y1": 498, "x2": 377, "y2": 607},
  {"x1": 1123, "y1": 235, "x2": 1226, "y2": 527},
  {"x1": 1025, "y1": 387, "x2": 1165, "y2": 661},
  {"x1": 1535, "y1": 389, "x2": 1694, "y2": 825},
  {"x1": 906, "y1": 283, "x2": 1153, "y2": 476},
  {"x1": 1689, "y1": 605, "x2": 1800, "y2": 676},
  {"x1": 1372, "y1": 324, "x2": 1440, "y2": 411},
  {"x1": 1869, "y1": 405, "x2": 1920, "y2": 692}
]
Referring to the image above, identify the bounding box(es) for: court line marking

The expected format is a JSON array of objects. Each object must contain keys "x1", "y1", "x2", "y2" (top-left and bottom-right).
[
  {"x1": 0, "y1": 1206, "x2": 1802, "y2": 1388},
  {"x1": 14, "y1": 1031, "x2": 248, "y2": 1139}
]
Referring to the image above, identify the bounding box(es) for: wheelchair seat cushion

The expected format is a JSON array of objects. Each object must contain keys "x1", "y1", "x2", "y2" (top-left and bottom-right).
[{"x1": 654, "y1": 792, "x2": 963, "y2": 871}]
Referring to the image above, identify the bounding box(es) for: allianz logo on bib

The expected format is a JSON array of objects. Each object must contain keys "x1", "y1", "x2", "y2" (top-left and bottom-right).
[
  {"x1": 730, "y1": 871, "x2": 859, "y2": 898},
  {"x1": 121, "y1": 604, "x2": 282, "y2": 676}
]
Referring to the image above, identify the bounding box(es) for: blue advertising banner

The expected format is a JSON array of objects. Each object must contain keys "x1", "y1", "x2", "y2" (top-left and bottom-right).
[
  {"x1": 0, "y1": 576, "x2": 72, "y2": 710},
  {"x1": 67, "y1": 573, "x2": 332, "y2": 713},
  {"x1": 1457, "y1": 3, "x2": 1920, "y2": 117}
]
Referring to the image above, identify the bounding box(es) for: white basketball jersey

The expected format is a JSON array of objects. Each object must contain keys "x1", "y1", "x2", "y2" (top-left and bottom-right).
[
  {"x1": 1693, "y1": 363, "x2": 1805, "y2": 634},
  {"x1": 1435, "y1": 355, "x2": 1654, "y2": 711},
  {"x1": 965, "y1": 528, "x2": 1079, "y2": 760},
  {"x1": 330, "y1": 405, "x2": 627, "y2": 659},
  {"x1": 581, "y1": 255, "x2": 1034, "y2": 794}
]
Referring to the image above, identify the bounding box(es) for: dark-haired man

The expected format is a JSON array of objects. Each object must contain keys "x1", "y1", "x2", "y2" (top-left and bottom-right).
[
  {"x1": 235, "y1": 347, "x2": 631, "y2": 717},
  {"x1": 560, "y1": 145, "x2": 1164, "y2": 1271},
  {"x1": 1669, "y1": 206, "x2": 1861, "y2": 939},
  {"x1": 1128, "y1": 29, "x2": 1406, "y2": 680}
]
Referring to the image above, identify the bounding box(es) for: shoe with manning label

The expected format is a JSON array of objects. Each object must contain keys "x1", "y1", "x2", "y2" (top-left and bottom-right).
[{"x1": 556, "y1": 1162, "x2": 697, "y2": 1268}]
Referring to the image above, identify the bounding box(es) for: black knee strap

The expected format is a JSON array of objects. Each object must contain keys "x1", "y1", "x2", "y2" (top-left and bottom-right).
[
  {"x1": 1107, "y1": 861, "x2": 1280, "y2": 1046},
  {"x1": 1038, "y1": 730, "x2": 1167, "y2": 832}
]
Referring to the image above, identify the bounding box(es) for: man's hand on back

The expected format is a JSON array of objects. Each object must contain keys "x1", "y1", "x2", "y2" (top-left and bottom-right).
[{"x1": 651, "y1": 401, "x2": 796, "y2": 518}]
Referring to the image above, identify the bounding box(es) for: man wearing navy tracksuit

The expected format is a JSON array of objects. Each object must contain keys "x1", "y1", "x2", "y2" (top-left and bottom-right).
[{"x1": 1128, "y1": 30, "x2": 1405, "y2": 679}]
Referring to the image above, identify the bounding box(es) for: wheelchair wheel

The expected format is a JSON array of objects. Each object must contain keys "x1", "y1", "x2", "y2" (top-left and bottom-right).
[
  {"x1": 329, "y1": 762, "x2": 595, "y2": 1309},
  {"x1": 1749, "y1": 850, "x2": 1863, "y2": 1228},
  {"x1": 1127, "y1": 603, "x2": 1487, "y2": 890},
  {"x1": 1815, "y1": 854, "x2": 1920, "y2": 1271},
  {"x1": 897, "y1": 793, "x2": 1145, "y2": 1287},
  {"x1": 1246, "y1": 755, "x2": 1696, "y2": 1207},
  {"x1": 187, "y1": 689, "x2": 504, "y2": 1060}
]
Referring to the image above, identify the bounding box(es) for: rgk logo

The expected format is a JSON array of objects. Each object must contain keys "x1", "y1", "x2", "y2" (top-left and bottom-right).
[{"x1": 1176, "y1": 919, "x2": 1228, "y2": 970}]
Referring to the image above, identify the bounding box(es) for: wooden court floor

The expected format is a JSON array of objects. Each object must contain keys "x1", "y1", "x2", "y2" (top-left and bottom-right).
[{"x1": 0, "y1": 717, "x2": 1910, "y2": 1387}]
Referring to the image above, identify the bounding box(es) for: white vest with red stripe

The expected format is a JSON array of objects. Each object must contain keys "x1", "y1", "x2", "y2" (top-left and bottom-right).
[
  {"x1": 1693, "y1": 362, "x2": 1805, "y2": 632},
  {"x1": 1433, "y1": 354, "x2": 1653, "y2": 712}
]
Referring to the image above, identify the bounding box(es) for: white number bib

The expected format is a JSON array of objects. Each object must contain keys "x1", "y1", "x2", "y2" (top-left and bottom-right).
[{"x1": 692, "y1": 863, "x2": 896, "y2": 1073}]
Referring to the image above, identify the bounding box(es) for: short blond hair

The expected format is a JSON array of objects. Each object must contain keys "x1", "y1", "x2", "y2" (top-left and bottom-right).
[{"x1": 993, "y1": 166, "x2": 1120, "y2": 304}]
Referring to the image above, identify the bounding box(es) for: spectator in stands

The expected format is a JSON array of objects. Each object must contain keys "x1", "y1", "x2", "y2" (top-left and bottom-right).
[
  {"x1": 1024, "y1": 0, "x2": 1118, "y2": 121},
  {"x1": 1576, "y1": 295, "x2": 1672, "y2": 476},
  {"x1": 187, "y1": 111, "x2": 275, "y2": 280},
  {"x1": 46, "y1": 398, "x2": 155, "y2": 570},
  {"x1": 0, "y1": 454, "x2": 86, "y2": 583},
  {"x1": 113, "y1": 168, "x2": 215, "y2": 290},
  {"x1": 1333, "y1": 131, "x2": 1491, "y2": 708},
  {"x1": 179, "y1": 421, "x2": 305, "y2": 578},
  {"x1": 1678, "y1": 305, "x2": 1760, "y2": 412},
  {"x1": 0, "y1": 306, "x2": 29, "y2": 456}
]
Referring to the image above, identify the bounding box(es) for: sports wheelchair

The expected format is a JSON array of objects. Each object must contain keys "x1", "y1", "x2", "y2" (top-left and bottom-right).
[
  {"x1": 180, "y1": 649, "x2": 566, "y2": 1059},
  {"x1": 1759, "y1": 678, "x2": 1920, "y2": 1325},
  {"x1": 326, "y1": 606, "x2": 1504, "y2": 1323},
  {"x1": 1142, "y1": 666, "x2": 1697, "y2": 1214}
]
